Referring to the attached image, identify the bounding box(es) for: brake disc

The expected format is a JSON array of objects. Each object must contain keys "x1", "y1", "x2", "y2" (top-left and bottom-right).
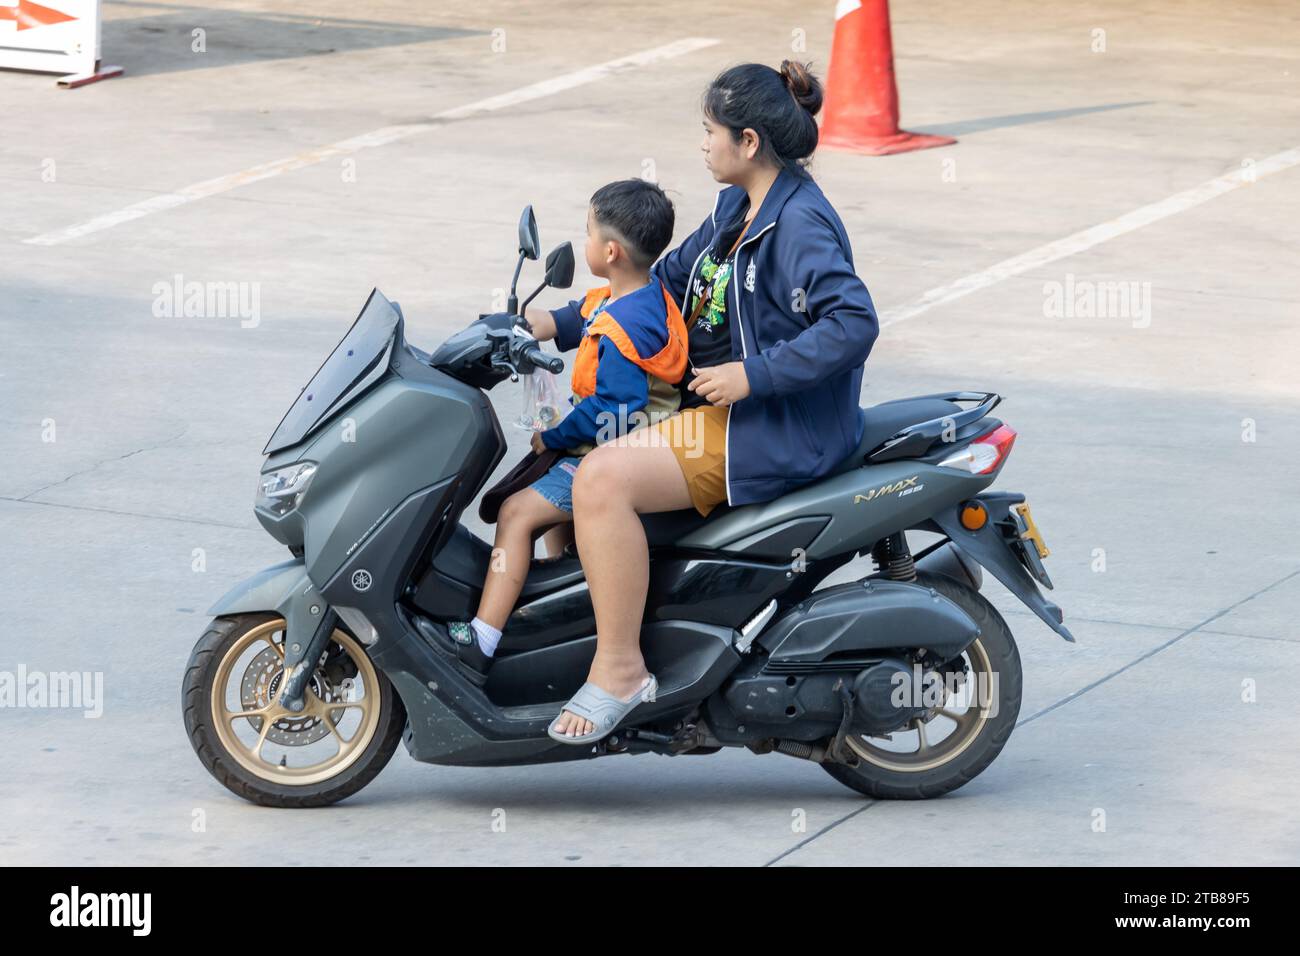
[{"x1": 239, "y1": 646, "x2": 340, "y2": 746}]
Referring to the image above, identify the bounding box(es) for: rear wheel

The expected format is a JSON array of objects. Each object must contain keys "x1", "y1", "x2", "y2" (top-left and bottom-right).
[
  {"x1": 182, "y1": 613, "x2": 406, "y2": 808},
  {"x1": 822, "y1": 571, "x2": 1022, "y2": 799}
]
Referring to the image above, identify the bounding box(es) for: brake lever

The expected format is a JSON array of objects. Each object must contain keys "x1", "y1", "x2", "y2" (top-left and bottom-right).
[
  {"x1": 507, "y1": 326, "x2": 542, "y2": 378},
  {"x1": 481, "y1": 328, "x2": 520, "y2": 381},
  {"x1": 490, "y1": 353, "x2": 520, "y2": 382}
]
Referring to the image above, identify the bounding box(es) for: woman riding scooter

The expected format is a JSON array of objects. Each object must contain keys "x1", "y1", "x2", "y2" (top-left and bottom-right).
[{"x1": 544, "y1": 60, "x2": 881, "y2": 742}]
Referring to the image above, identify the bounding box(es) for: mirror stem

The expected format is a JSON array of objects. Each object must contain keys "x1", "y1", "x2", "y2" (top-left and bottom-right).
[
  {"x1": 507, "y1": 252, "x2": 525, "y2": 315},
  {"x1": 519, "y1": 279, "x2": 550, "y2": 315}
]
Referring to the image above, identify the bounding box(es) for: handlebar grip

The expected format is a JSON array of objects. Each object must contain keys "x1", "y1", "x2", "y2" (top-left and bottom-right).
[{"x1": 521, "y1": 342, "x2": 564, "y2": 374}]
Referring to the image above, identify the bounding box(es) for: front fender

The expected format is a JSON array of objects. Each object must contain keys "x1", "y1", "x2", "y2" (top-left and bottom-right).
[{"x1": 208, "y1": 559, "x2": 329, "y2": 651}]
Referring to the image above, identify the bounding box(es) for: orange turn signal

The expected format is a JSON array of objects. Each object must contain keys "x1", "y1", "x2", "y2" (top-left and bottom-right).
[{"x1": 960, "y1": 501, "x2": 988, "y2": 530}]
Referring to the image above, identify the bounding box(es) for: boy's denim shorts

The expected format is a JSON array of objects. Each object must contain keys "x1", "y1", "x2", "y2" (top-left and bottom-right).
[{"x1": 528, "y1": 456, "x2": 583, "y2": 513}]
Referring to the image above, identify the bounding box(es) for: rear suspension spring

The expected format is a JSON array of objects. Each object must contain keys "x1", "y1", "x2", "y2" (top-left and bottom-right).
[{"x1": 871, "y1": 532, "x2": 917, "y2": 582}]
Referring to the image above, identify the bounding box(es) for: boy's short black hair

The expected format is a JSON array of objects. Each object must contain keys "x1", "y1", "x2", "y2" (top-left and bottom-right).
[{"x1": 590, "y1": 179, "x2": 675, "y2": 270}]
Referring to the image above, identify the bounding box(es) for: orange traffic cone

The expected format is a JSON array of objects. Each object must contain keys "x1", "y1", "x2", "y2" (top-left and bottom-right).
[{"x1": 820, "y1": 0, "x2": 955, "y2": 156}]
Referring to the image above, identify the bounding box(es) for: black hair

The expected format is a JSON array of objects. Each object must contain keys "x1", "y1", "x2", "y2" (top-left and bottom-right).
[
  {"x1": 702, "y1": 60, "x2": 823, "y2": 173},
  {"x1": 589, "y1": 179, "x2": 675, "y2": 270}
]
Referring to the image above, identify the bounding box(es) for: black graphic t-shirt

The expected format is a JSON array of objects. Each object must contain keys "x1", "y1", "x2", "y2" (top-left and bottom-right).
[{"x1": 681, "y1": 211, "x2": 749, "y2": 409}]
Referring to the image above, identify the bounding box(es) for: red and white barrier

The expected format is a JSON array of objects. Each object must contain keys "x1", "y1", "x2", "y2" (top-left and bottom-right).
[{"x1": 0, "y1": 0, "x2": 121, "y2": 87}]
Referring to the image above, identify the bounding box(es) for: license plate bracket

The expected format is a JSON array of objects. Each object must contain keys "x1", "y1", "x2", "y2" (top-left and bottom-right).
[{"x1": 1009, "y1": 502, "x2": 1053, "y2": 588}]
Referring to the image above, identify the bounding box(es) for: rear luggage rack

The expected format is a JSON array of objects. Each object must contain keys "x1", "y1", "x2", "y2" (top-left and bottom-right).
[{"x1": 867, "y1": 391, "x2": 1002, "y2": 463}]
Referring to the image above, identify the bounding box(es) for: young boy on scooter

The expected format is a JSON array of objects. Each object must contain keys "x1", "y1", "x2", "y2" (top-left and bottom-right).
[{"x1": 445, "y1": 179, "x2": 689, "y2": 685}]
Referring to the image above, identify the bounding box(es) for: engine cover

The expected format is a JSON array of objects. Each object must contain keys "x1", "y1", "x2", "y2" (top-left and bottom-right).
[
  {"x1": 851, "y1": 660, "x2": 927, "y2": 734},
  {"x1": 757, "y1": 578, "x2": 981, "y2": 663}
]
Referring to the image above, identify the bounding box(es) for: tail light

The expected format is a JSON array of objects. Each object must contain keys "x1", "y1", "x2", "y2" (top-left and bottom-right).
[{"x1": 939, "y1": 425, "x2": 1017, "y2": 475}]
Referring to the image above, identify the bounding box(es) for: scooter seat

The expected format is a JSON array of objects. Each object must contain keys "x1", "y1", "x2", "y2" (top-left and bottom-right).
[
  {"x1": 830, "y1": 397, "x2": 963, "y2": 475},
  {"x1": 641, "y1": 507, "x2": 725, "y2": 548},
  {"x1": 639, "y1": 397, "x2": 959, "y2": 546}
]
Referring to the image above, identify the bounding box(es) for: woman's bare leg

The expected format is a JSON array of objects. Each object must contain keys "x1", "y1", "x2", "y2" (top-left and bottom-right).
[{"x1": 552, "y1": 431, "x2": 694, "y2": 737}]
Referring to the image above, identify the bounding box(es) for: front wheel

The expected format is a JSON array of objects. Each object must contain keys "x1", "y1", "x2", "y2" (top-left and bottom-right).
[
  {"x1": 183, "y1": 613, "x2": 406, "y2": 808},
  {"x1": 822, "y1": 571, "x2": 1023, "y2": 799}
]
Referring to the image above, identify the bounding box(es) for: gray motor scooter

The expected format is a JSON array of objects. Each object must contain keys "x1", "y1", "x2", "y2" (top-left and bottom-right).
[{"x1": 183, "y1": 206, "x2": 1071, "y2": 808}]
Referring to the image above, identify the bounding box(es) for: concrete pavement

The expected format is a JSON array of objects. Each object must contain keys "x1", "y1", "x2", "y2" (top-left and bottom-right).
[{"x1": 1, "y1": 0, "x2": 1297, "y2": 865}]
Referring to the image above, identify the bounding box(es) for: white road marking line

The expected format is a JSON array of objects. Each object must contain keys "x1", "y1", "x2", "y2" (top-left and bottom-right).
[
  {"x1": 23, "y1": 37, "x2": 721, "y2": 246},
  {"x1": 883, "y1": 146, "x2": 1300, "y2": 327}
]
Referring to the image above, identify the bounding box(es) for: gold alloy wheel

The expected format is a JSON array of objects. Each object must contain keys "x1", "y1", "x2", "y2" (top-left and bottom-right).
[
  {"x1": 210, "y1": 619, "x2": 383, "y2": 786},
  {"x1": 845, "y1": 637, "x2": 996, "y2": 773}
]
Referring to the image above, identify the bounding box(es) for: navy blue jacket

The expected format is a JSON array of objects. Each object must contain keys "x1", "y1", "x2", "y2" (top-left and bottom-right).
[
  {"x1": 652, "y1": 170, "x2": 879, "y2": 506},
  {"x1": 543, "y1": 281, "x2": 678, "y2": 453}
]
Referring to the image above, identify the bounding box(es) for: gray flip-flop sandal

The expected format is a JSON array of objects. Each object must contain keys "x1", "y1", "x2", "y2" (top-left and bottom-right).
[{"x1": 546, "y1": 675, "x2": 658, "y2": 745}]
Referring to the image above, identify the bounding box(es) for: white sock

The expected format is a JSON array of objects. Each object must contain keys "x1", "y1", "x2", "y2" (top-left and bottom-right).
[{"x1": 470, "y1": 617, "x2": 502, "y2": 658}]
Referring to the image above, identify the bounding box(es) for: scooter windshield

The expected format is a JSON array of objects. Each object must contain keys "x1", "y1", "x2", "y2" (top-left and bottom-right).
[{"x1": 263, "y1": 289, "x2": 401, "y2": 454}]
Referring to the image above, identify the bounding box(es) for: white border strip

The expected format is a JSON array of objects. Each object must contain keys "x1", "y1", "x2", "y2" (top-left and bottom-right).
[
  {"x1": 24, "y1": 37, "x2": 720, "y2": 246},
  {"x1": 883, "y1": 147, "x2": 1300, "y2": 327}
]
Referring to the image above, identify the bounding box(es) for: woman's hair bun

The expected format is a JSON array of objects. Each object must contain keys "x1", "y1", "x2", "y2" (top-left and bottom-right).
[
  {"x1": 779, "y1": 59, "x2": 823, "y2": 116},
  {"x1": 703, "y1": 61, "x2": 824, "y2": 170}
]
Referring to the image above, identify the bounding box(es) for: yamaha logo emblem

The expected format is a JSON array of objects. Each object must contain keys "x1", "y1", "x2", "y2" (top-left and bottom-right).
[{"x1": 351, "y1": 569, "x2": 373, "y2": 592}]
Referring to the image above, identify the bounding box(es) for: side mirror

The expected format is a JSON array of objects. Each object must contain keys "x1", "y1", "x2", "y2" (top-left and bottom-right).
[
  {"x1": 508, "y1": 205, "x2": 542, "y2": 314},
  {"x1": 519, "y1": 241, "x2": 577, "y2": 314},
  {"x1": 543, "y1": 242, "x2": 575, "y2": 290},
  {"x1": 517, "y1": 205, "x2": 540, "y2": 261}
]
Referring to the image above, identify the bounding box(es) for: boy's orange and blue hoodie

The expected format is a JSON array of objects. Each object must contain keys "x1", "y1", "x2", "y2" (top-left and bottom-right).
[{"x1": 541, "y1": 278, "x2": 688, "y2": 455}]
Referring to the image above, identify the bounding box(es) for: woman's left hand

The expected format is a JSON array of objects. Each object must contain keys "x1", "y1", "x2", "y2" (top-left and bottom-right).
[{"x1": 688, "y1": 362, "x2": 751, "y2": 406}]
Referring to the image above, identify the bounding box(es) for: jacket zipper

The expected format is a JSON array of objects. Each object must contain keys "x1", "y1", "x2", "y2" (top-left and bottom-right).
[
  {"x1": 723, "y1": 221, "x2": 776, "y2": 506},
  {"x1": 679, "y1": 191, "x2": 723, "y2": 316}
]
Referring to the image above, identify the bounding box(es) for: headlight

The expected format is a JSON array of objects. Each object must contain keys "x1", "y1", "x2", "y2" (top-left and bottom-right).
[{"x1": 256, "y1": 462, "x2": 317, "y2": 516}]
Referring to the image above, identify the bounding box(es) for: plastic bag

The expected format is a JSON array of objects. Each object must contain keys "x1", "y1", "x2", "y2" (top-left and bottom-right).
[{"x1": 517, "y1": 366, "x2": 568, "y2": 431}]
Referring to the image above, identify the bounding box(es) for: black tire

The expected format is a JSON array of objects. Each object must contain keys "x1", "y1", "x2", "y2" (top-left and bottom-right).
[
  {"x1": 823, "y1": 571, "x2": 1023, "y2": 800},
  {"x1": 182, "y1": 613, "x2": 406, "y2": 808}
]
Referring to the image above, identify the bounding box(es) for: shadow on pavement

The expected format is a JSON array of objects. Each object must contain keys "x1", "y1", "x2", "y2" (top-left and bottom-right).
[
  {"x1": 102, "y1": 2, "x2": 484, "y2": 77},
  {"x1": 918, "y1": 101, "x2": 1153, "y2": 137}
]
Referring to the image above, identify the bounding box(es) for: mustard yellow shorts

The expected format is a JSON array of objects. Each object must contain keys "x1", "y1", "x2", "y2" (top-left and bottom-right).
[{"x1": 648, "y1": 405, "x2": 729, "y2": 516}]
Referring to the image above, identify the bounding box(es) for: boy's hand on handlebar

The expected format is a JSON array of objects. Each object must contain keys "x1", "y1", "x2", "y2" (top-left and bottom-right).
[
  {"x1": 523, "y1": 307, "x2": 558, "y2": 342},
  {"x1": 530, "y1": 431, "x2": 547, "y2": 455},
  {"x1": 688, "y1": 362, "x2": 751, "y2": 406}
]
